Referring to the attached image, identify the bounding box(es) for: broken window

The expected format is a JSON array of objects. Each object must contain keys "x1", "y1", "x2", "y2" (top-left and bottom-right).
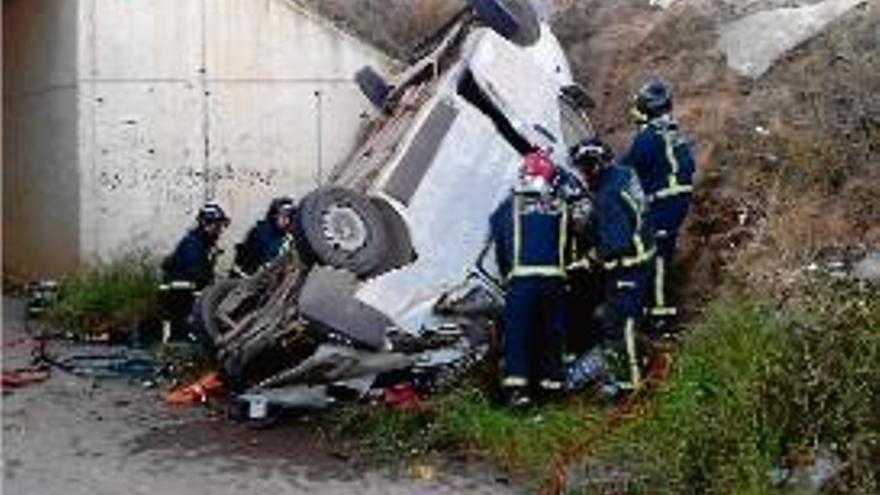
[{"x1": 559, "y1": 94, "x2": 595, "y2": 150}]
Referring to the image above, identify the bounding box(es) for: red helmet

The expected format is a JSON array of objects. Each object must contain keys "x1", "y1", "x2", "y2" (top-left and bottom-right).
[{"x1": 518, "y1": 150, "x2": 556, "y2": 194}]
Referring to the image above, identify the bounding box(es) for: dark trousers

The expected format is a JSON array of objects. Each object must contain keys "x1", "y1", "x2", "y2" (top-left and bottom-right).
[
  {"x1": 603, "y1": 266, "x2": 651, "y2": 338},
  {"x1": 159, "y1": 287, "x2": 197, "y2": 341},
  {"x1": 649, "y1": 195, "x2": 690, "y2": 317},
  {"x1": 502, "y1": 277, "x2": 567, "y2": 387},
  {"x1": 566, "y1": 267, "x2": 605, "y2": 356},
  {"x1": 602, "y1": 264, "x2": 651, "y2": 386}
]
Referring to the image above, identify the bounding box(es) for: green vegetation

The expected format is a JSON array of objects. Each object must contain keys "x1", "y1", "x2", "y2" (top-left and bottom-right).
[
  {"x1": 47, "y1": 255, "x2": 161, "y2": 338},
  {"x1": 781, "y1": 278, "x2": 880, "y2": 494},
  {"x1": 575, "y1": 280, "x2": 880, "y2": 494},
  {"x1": 326, "y1": 382, "x2": 610, "y2": 488},
  {"x1": 596, "y1": 296, "x2": 793, "y2": 494},
  {"x1": 435, "y1": 388, "x2": 607, "y2": 482},
  {"x1": 330, "y1": 278, "x2": 880, "y2": 494}
]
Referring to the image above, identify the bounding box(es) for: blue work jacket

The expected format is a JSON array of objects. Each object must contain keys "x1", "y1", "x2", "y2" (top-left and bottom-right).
[
  {"x1": 489, "y1": 193, "x2": 568, "y2": 281},
  {"x1": 592, "y1": 165, "x2": 655, "y2": 269},
  {"x1": 623, "y1": 116, "x2": 695, "y2": 202},
  {"x1": 162, "y1": 228, "x2": 217, "y2": 289}
]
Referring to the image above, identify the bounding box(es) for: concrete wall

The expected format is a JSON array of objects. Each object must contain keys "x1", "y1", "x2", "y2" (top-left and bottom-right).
[
  {"x1": 3, "y1": 0, "x2": 82, "y2": 280},
  {"x1": 4, "y1": 0, "x2": 392, "y2": 278},
  {"x1": 78, "y1": 0, "x2": 391, "y2": 266}
]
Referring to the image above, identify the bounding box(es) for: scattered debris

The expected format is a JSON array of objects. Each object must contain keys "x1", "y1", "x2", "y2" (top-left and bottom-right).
[
  {"x1": 648, "y1": 0, "x2": 677, "y2": 8},
  {"x1": 44, "y1": 349, "x2": 157, "y2": 379},
  {"x1": 1, "y1": 369, "x2": 51, "y2": 391},
  {"x1": 851, "y1": 250, "x2": 880, "y2": 283},
  {"x1": 410, "y1": 461, "x2": 437, "y2": 481},
  {"x1": 563, "y1": 459, "x2": 642, "y2": 495},
  {"x1": 770, "y1": 447, "x2": 844, "y2": 492},
  {"x1": 383, "y1": 383, "x2": 423, "y2": 411},
  {"x1": 25, "y1": 279, "x2": 59, "y2": 318},
  {"x1": 164, "y1": 372, "x2": 225, "y2": 405}
]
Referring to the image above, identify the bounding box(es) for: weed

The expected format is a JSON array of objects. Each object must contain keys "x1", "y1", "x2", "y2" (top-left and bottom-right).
[
  {"x1": 588, "y1": 281, "x2": 880, "y2": 495},
  {"x1": 47, "y1": 255, "x2": 161, "y2": 338},
  {"x1": 322, "y1": 381, "x2": 609, "y2": 488},
  {"x1": 593, "y1": 297, "x2": 792, "y2": 494},
  {"x1": 325, "y1": 403, "x2": 444, "y2": 464},
  {"x1": 778, "y1": 278, "x2": 880, "y2": 495},
  {"x1": 434, "y1": 388, "x2": 607, "y2": 483}
]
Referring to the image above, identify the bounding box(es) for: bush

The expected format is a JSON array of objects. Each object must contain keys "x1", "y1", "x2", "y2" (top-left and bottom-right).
[
  {"x1": 596, "y1": 297, "x2": 793, "y2": 494},
  {"x1": 594, "y1": 281, "x2": 880, "y2": 495},
  {"x1": 48, "y1": 256, "x2": 161, "y2": 338},
  {"x1": 779, "y1": 278, "x2": 880, "y2": 495}
]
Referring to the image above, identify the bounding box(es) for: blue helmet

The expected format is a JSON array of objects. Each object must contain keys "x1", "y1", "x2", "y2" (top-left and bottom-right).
[
  {"x1": 197, "y1": 202, "x2": 230, "y2": 227},
  {"x1": 634, "y1": 77, "x2": 673, "y2": 121}
]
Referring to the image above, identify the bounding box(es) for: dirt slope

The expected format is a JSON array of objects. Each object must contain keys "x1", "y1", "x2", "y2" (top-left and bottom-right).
[{"x1": 557, "y1": 0, "x2": 878, "y2": 298}]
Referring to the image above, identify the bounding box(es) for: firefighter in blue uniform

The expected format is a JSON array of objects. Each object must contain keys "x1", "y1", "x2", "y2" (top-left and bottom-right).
[
  {"x1": 571, "y1": 138, "x2": 655, "y2": 391},
  {"x1": 489, "y1": 151, "x2": 568, "y2": 408},
  {"x1": 623, "y1": 78, "x2": 695, "y2": 331},
  {"x1": 232, "y1": 196, "x2": 297, "y2": 276},
  {"x1": 160, "y1": 203, "x2": 230, "y2": 342}
]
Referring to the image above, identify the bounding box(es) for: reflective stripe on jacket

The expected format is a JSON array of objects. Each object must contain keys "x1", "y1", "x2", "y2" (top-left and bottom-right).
[
  {"x1": 592, "y1": 165, "x2": 655, "y2": 270},
  {"x1": 490, "y1": 193, "x2": 568, "y2": 281},
  {"x1": 624, "y1": 116, "x2": 695, "y2": 202}
]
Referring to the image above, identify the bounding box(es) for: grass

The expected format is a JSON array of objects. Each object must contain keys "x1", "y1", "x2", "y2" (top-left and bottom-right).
[
  {"x1": 435, "y1": 388, "x2": 608, "y2": 482},
  {"x1": 595, "y1": 296, "x2": 793, "y2": 494},
  {"x1": 326, "y1": 278, "x2": 880, "y2": 494},
  {"x1": 779, "y1": 277, "x2": 880, "y2": 494},
  {"x1": 325, "y1": 381, "x2": 611, "y2": 490},
  {"x1": 47, "y1": 255, "x2": 161, "y2": 338},
  {"x1": 327, "y1": 299, "x2": 790, "y2": 491},
  {"x1": 591, "y1": 279, "x2": 880, "y2": 495}
]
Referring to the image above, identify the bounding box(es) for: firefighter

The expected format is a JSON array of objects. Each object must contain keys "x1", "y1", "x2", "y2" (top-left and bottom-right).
[
  {"x1": 489, "y1": 150, "x2": 568, "y2": 408},
  {"x1": 160, "y1": 202, "x2": 230, "y2": 342},
  {"x1": 624, "y1": 77, "x2": 695, "y2": 332},
  {"x1": 570, "y1": 138, "x2": 655, "y2": 392},
  {"x1": 232, "y1": 196, "x2": 297, "y2": 277}
]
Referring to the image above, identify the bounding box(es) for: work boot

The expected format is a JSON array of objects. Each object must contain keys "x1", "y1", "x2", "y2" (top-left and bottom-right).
[
  {"x1": 504, "y1": 387, "x2": 533, "y2": 410},
  {"x1": 538, "y1": 379, "x2": 565, "y2": 404},
  {"x1": 646, "y1": 314, "x2": 679, "y2": 340}
]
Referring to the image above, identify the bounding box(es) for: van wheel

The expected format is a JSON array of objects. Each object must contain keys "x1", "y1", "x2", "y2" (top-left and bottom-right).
[
  {"x1": 468, "y1": 0, "x2": 540, "y2": 46},
  {"x1": 355, "y1": 66, "x2": 393, "y2": 108},
  {"x1": 297, "y1": 187, "x2": 390, "y2": 277}
]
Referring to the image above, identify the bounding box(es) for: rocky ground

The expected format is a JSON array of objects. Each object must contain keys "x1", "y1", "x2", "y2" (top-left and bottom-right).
[{"x1": 1, "y1": 298, "x2": 515, "y2": 495}]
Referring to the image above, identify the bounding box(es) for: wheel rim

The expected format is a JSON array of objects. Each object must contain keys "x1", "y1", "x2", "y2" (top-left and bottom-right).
[{"x1": 321, "y1": 204, "x2": 369, "y2": 252}]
